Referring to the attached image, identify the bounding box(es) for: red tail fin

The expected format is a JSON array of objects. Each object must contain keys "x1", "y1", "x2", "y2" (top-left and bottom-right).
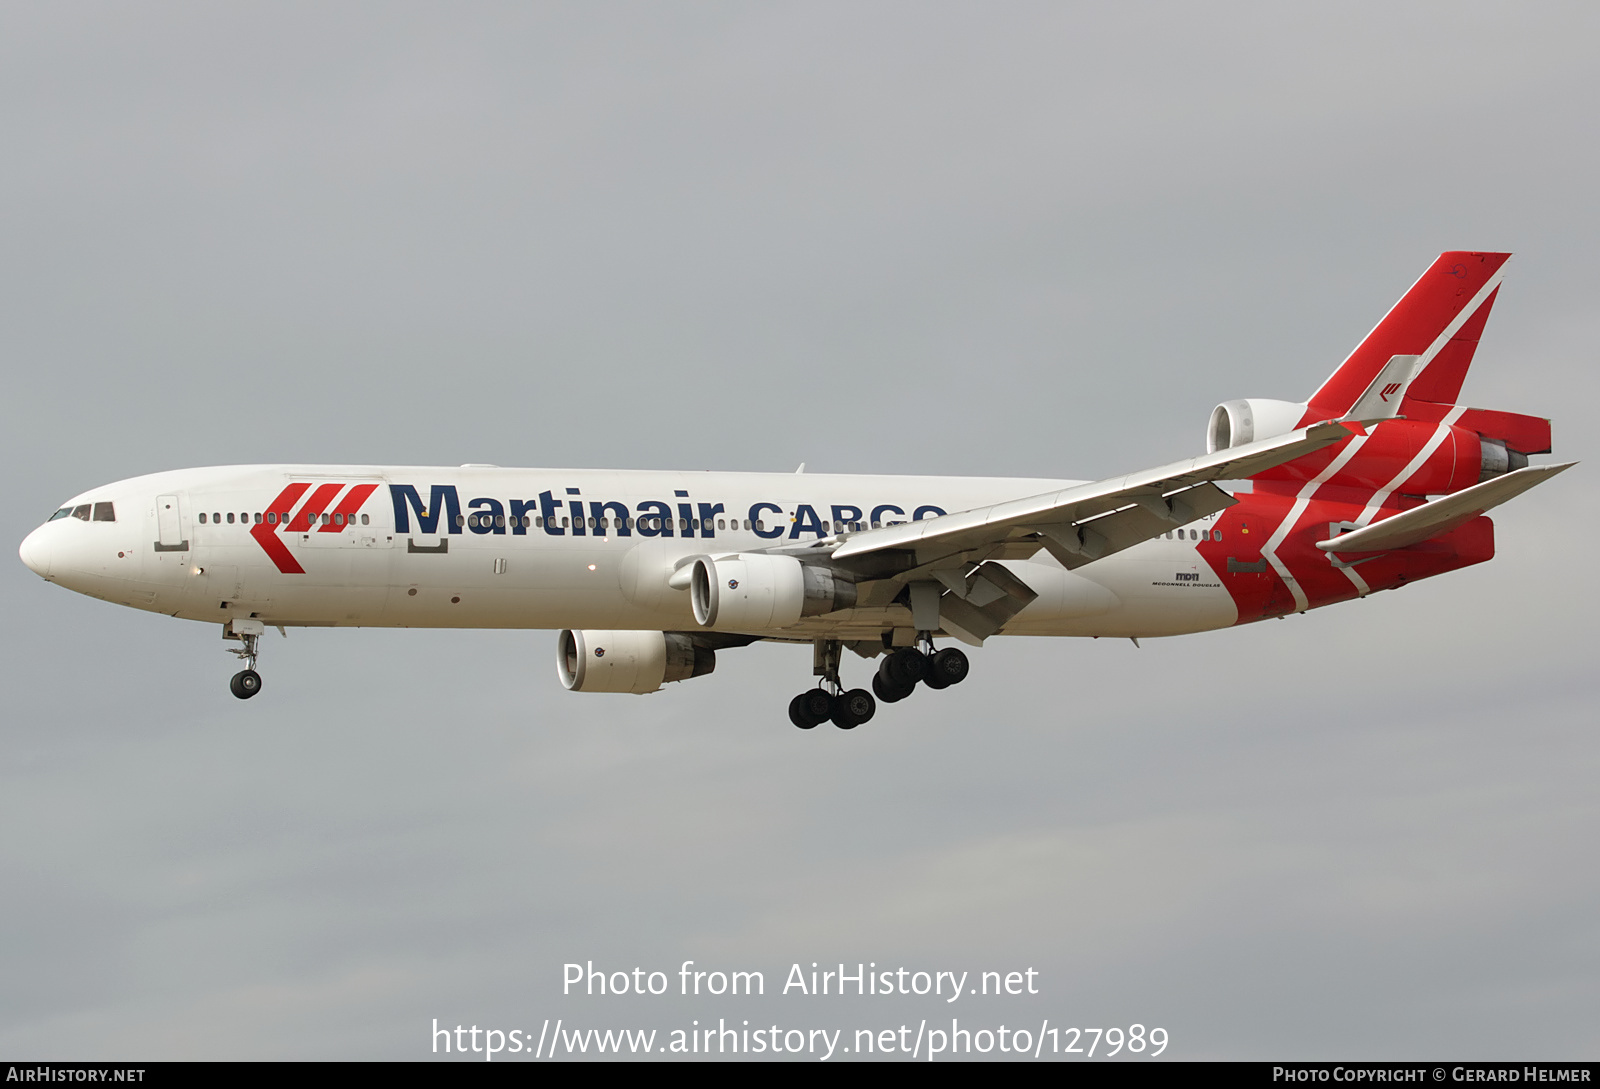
[
  {"x1": 1406, "y1": 284, "x2": 1499, "y2": 405},
  {"x1": 1302, "y1": 251, "x2": 1510, "y2": 422}
]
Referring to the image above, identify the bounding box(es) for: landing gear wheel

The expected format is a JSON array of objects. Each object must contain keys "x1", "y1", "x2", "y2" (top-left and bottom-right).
[
  {"x1": 831, "y1": 688, "x2": 876, "y2": 729},
  {"x1": 883, "y1": 648, "x2": 929, "y2": 687},
  {"x1": 230, "y1": 669, "x2": 262, "y2": 700},
  {"x1": 799, "y1": 689, "x2": 832, "y2": 721},
  {"x1": 789, "y1": 689, "x2": 832, "y2": 729},
  {"x1": 788, "y1": 693, "x2": 820, "y2": 729},
  {"x1": 928, "y1": 647, "x2": 969, "y2": 686},
  {"x1": 872, "y1": 671, "x2": 914, "y2": 704},
  {"x1": 224, "y1": 623, "x2": 266, "y2": 700}
]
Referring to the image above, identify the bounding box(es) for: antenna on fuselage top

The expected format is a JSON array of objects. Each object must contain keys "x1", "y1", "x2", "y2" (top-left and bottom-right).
[{"x1": 795, "y1": 462, "x2": 806, "y2": 474}]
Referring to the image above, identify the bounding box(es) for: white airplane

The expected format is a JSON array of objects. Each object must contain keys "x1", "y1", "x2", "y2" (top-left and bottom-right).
[{"x1": 19, "y1": 252, "x2": 1571, "y2": 729}]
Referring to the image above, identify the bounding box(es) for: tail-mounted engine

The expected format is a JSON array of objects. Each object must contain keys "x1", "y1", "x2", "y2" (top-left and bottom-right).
[
  {"x1": 1477, "y1": 436, "x2": 1529, "y2": 482},
  {"x1": 1210, "y1": 396, "x2": 1546, "y2": 493},
  {"x1": 690, "y1": 553, "x2": 856, "y2": 631},
  {"x1": 556, "y1": 629, "x2": 715, "y2": 694},
  {"x1": 1206, "y1": 398, "x2": 1307, "y2": 453}
]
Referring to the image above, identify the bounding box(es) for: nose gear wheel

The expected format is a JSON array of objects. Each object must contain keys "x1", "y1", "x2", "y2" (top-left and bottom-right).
[
  {"x1": 230, "y1": 669, "x2": 262, "y2": 699},
  {"x1": 223, "y1": 621, "x2": 272, "y2": 700}
]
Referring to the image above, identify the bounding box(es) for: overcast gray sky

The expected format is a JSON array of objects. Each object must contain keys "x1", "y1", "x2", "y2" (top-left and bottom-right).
[{"x1": 2, "y1": 2, "x2": 1596, "y2": 1061}]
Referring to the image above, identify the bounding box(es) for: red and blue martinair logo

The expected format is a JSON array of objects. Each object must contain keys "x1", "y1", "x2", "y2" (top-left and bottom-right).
[{"x1": 250, "y1": 482, "x2": 378, "y2": 574}]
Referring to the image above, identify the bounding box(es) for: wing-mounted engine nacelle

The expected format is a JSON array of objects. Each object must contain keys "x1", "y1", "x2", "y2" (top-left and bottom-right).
[
  {"x1": 556, "y1": 629, "x2": 715, "y2": 694},
  {"x1": 689, "y1": 554, "x2": 856, "y2": 631},
  {"x1": 1206, "y1": 398, "x2": 1307, "y2": 453}
]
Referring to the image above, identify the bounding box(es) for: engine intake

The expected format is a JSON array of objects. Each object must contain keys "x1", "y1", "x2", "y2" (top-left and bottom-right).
[
  {"x1": 1207, "y1": 398, "x2": 1307, "y2": 452},
  {"x1": 689, "y1": 554, "x2": 856, "y2": 630},
  {"x1": 556, "y1": 629, "x2": 714, "y2": 694}
]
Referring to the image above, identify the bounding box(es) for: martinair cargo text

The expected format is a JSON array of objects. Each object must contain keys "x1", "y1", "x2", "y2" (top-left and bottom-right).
[{"x1": 20, "y1": 252, "x2": 1571, "y2": 728}]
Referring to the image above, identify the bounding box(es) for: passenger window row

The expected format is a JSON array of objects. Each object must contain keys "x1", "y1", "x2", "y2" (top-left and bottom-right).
[
  {"x1": 44, "y1": 502, "x2": 1219, "y2": 546},
  {"x1": 198, "y1": 511, "x2": 371, "y2": 526},
  {"x1": 142, "y1": 512, "x2": 887, "y2": 535},
  {"x1": 451, "y1": 514, "x2": 773, "y2": 532}
]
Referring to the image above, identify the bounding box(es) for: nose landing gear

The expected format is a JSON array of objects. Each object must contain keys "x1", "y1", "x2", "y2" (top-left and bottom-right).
[
  {"x1": 224, "y1": 618, "x2": 267, "y2": 700},
  {"x1": 230, "y1": 668, "x2": 262, "y2": 699}
]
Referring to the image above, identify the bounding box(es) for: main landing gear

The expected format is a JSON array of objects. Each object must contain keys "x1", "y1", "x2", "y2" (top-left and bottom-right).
[
  {"x1": 871, "y1": 641, "x2": 968, "y2": 703},
  {"x1": 788, "y1": 639, "x2": 876, "y2": 730},
  {"x1": 788, "y1": 635, "x2": 969, "y2": 730},
  {"x1": 224, "y1": 619, "x2": 266, "y2": 700}
]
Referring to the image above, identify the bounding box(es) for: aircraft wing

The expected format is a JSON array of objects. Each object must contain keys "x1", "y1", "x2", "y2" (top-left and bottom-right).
[
  {"x1": 829, "y1": 420, "x2": 1355, "y2": 575},
  {"x1": 1317, "y1": 462, "x2": 1574, "y2": 553}
]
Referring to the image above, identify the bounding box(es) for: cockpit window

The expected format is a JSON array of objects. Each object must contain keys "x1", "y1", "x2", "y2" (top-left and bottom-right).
[
  {"x1": 48, "y1": 507, "x2": 72, "y2": 521},
  {"x1": 93, "y1": 502, "x2": 116, "y2": 522},
  {"x1": 71, "y1": 504, "x2": 91, "y2": 521}
]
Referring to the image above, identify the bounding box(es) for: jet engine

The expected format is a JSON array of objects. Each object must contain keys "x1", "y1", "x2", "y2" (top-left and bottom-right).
[
  {"x1": 1478, "y1": 436, "x2": 1529, "y2": 481},
  {"x1": 1206, "y1": 398, "x2": 1307, "y2": 453},
  {"x1": 556, "y1": 629, "x2": 714, "y2": 694},
  {"x1": 689, "y1": 554, "x2": 856, "y2": 631}
]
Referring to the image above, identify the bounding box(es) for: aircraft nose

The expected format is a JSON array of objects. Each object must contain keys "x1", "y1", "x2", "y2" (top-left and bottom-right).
[{"x1": 19, "y1": 527, "x2": 53, "y2": 578}]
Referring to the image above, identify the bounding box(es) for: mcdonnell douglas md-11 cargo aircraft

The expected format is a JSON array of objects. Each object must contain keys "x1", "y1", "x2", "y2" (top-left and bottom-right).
[{"x1": 20, "y1": 252, "x2": 1572, "y2": 729}]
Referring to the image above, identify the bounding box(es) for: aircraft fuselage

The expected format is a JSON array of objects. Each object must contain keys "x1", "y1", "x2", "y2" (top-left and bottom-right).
[{"x1": 22, "y1": 464, "x2": 1260, "y2": 642}]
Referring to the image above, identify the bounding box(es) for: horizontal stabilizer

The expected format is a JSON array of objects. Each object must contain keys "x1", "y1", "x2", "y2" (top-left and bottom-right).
[{"x1": 1317, "y1": 463, "x2": 1574, "y2": 553}]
